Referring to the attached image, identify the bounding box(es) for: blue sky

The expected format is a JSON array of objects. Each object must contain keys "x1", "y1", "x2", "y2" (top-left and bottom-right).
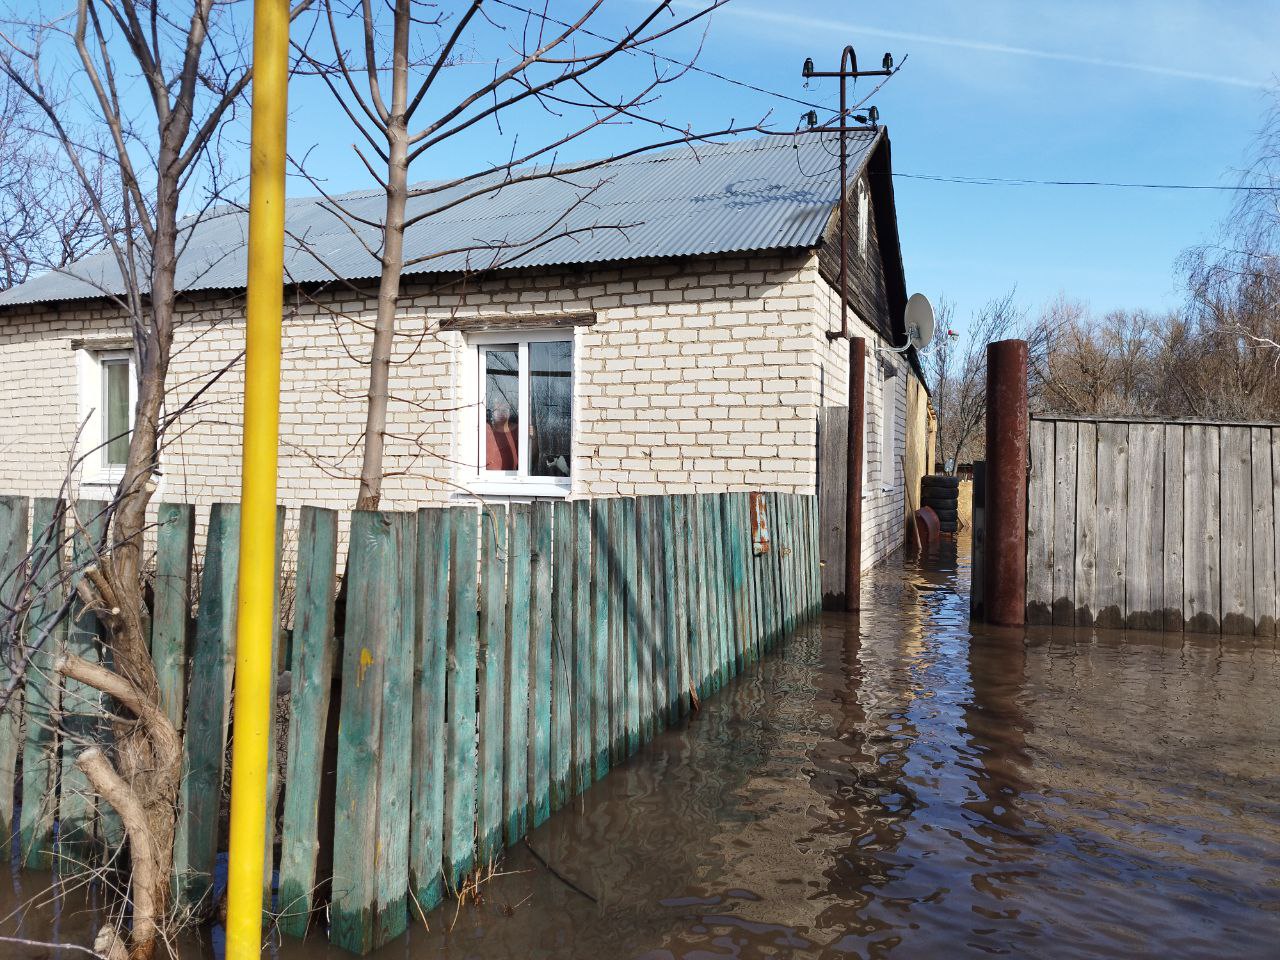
[{"x1": 281, "y1": 0, "x2": 1279, "y2": 328}]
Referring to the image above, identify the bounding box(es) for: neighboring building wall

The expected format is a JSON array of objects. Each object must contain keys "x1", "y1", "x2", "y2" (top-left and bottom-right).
[
  {"x1": 904, "y1": 375, "x2": 935, "y2": 526},
  {"x1": 0, "y1": 252, "x2": 823, "y2": 515},
  {"x1": 811, "y1": 271, "x2": 913, "y2": 571}
]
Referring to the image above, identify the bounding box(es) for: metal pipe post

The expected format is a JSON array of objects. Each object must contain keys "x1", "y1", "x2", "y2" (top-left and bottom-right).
[
  {"x1": 226, "y1": 0, "x2": 289, "y2": 955},
  {"x1": 844, "y1": 337, "x2": 866, "y2": 611},
  {"x1": 982, "y1": 339, "x2": 1028, "y2": 627}
]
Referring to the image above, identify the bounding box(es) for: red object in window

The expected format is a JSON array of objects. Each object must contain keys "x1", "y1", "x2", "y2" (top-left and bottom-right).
[{"x1": 486, "y1": 415, "x2": 518, "y2": 471}]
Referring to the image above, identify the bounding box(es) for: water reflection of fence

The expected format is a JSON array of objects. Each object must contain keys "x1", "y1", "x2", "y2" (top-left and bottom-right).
[
  {"x1": 0, "y1": 491, "x2": 821, "y2": 954},
  {"x1": 1026, "y1": 415, "x2": 1279, "y2": 635}
]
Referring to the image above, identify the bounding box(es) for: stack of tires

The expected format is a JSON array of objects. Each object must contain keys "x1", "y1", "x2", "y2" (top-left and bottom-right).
[{"x1": 920, "y1": 474, "x2": 960, "y2": 534}]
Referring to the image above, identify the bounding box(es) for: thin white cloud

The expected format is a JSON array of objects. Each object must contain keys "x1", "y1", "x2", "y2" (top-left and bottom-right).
[{"x1": 716, "y1": 4, "x2": 1268, "y2": 89}]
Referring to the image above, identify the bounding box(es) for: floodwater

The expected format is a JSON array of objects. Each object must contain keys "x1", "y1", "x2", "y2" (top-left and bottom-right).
[{"x1": 4, "y1": 538, "x2": 1279, "y2": 958}]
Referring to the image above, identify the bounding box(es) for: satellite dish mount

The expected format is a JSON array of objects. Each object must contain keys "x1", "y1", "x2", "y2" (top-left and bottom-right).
[{"x1": 881, "y1": 293, "x2": 935, "y2": 353}]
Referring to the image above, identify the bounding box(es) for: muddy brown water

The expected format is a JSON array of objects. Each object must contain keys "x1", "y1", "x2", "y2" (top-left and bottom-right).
[{"x1": 4, "y1": 538, "x2": 1279, "y2": 958}]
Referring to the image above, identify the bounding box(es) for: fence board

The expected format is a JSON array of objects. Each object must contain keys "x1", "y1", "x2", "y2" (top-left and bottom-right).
[
  {"x1": 174, "y1": 503, "x2": 238, "y2": 906},
  {"x1": 688, "y1": 496, "x2": 708, "y2": 697},
  {"x1": 632, "y1": 498, "x2": 653, "y2": 745},
  {"x1": 778, "y1": 496, "x2": 788, "y2": 640},
  {"x1": 503, "y1": 505, "x2": 531, "y2": 845},
  {"x1": 572, "y1": 500, "x2": 593, "y2": 793},
  {"x1": 588, "y1": 501, "x2": 609, "y2": 780},
  {"x1": 1073, "y1": 423, "x2": 1098, "y2": 626},
  {"x1": 650, "y1": 499, "x2": 670, "y2": 732},
  {"x1": 412, "y1": 507, "x2": 452, "y2": 910},
  {"x1": 717, "y1": 494, "x2": 734, "y2": 683},
  {"x1": 670, "y1": 496, "x2": 691, "y2": 718},
  {"x1": 152, "y1": 503, "x2": 194, "y2": 731},
  {"x1": 1183, "y1": 426, "x2": 1221, "y2": 633},
  {"x1": 606, "y1": 499, "x2": 625, "y2": 762},
  {"x1": 263, "y1": 506, "x2": 287, "y2": 912},
  {"x1": 1050, "y1": 421, "x2": 1077, "y2": 625},
  {"x1": 738, "y1": 494, "x2": 759, "y2": 664},
  {"x1": 622, "y1": 498, "x2": 640, "y2": 756},
  {"x1": 1162, "y1": 426, "x2": 1185, "y2": 632},
  {"x1": 773, "y1": 494, "x2": 790, "y2": 639},
  {"x1": 0, "y1": 496, "x2": 27, "y2": 861},
  {"x1": 1250, "y1": 428, "x2": 1276, "y2": 637},
  {"x1": 278, "y1": 507, "x2": 338, "y2": 938},
  {"x1": 1219, "y1": 426, "x2": 1254, "y2": 634},
  {"x1": 57, "y1": 499, "x2": 107, "y2": 873},
  {"x1": 528, "y1": 502, "x2": 553, "y2": 825},
  {"x1": 1094, "y1": 423, "x2": 1129, "y2": 629},
  {"x1": 1125, "y1": 424, "x2": 1164, "y2": 629},
  {"x1": 1026, "y1": 419, "x2": 1054, "y2": 624},
  {"x1": 20, "y1": 498, "x2": 64, "y2": 870},
  {"x1": 710, "y1": 493, "x2": 727, "y2": 678},
  {"x1": 658, "y1": 497, "x2": 680, "y2": 717},
  {"x1": 444, "y1": 506, "x2": 479, "y2": 885},
  {"x1": 331, "y1": 510, "x2": 415, "y2": 953},
  {"x1": 374, "y1": 513, "x2": 416, "y2": 948},
  {"x1": 477, "y1": 505, "x2": 507, "y2": 860},
  {"x1": 1274, "y1": 430, "x2": 1280, "y2": 638},
  {"x1": 550, "y1": 502, "x2": 573, "y2": 807}
]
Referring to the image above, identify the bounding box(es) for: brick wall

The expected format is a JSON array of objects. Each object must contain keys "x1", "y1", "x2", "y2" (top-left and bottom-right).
[
  {"x1": 0, "y1": 252, "x2": 826, "y2": 518},
  {"x1": 811, "y1": 269, "x2": 914, "y2": 570}
]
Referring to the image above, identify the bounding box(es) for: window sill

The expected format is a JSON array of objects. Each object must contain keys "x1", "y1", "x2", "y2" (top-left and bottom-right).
[
  {"x1": 81, "y1": 474, "x2": 123, "y2": 493},
  {"x1": 459, "y1": 477, "x2": 572, "y2": 500}
]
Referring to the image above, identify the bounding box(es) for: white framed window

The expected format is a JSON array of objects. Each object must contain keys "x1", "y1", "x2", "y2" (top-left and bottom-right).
[
  {"x1": 460, "y1": 330, "x2": 574, "y2": 497},
  {"x1": 77, "y1": 346, "x2": 136, "y2": 485},
  {"x1": 856, "y1": 178, "x2": 870, "y2": 258}
]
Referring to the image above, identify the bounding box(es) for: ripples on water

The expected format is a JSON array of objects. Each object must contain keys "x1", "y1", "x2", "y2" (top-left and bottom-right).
[{"x1": 5, "y1": 538, "x2": 1279, "y2": 958}]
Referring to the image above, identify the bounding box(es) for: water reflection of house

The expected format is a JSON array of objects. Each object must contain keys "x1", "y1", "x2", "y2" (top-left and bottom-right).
[{"x1": 0, "y1": 131, "x2": 930, "y2": 566}]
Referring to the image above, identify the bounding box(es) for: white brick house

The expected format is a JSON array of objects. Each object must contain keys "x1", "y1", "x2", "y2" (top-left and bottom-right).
[{"x1": 0, "y1": 131, "x2": 931, "y2": 579}]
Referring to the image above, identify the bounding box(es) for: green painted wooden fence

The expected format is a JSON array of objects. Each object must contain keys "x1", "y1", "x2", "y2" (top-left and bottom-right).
[{"x1": 0, "y1": 491, "x2": 821, "y2": 954}]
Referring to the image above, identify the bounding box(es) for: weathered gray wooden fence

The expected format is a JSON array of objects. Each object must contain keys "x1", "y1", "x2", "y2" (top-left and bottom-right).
[
  {"x1": 1026, "y1": 415, "x2": 1280, "y2": 635},
  {"x1": 0, "y1": 491, "x2": 820, "y2": 954}
]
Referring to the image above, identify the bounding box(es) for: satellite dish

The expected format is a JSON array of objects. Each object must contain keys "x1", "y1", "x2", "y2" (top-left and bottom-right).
[{"x1": 904, "y1": 293, "x2": 935, "y2": 351}]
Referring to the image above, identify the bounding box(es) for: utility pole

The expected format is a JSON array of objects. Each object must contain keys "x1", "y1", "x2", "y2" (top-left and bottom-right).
[{"x1": 800, "y1": 45, "x2": 895, "y2": 612}]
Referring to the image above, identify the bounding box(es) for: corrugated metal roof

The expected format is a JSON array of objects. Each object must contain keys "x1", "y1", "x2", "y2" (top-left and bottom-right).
[{"x1": 0, "y1": 130, "x2": 877, "y2": 307}]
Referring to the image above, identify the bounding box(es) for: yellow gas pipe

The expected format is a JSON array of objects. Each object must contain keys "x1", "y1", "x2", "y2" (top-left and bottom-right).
[{"x1": 225, "y1": 0, "x2": 289, "y2": 956}]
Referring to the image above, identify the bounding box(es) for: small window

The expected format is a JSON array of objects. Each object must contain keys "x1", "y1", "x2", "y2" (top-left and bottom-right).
[
  {"x1": 102, "y1": 355, "x2": 132, "y2": 466},
  {"x1": 467, "y1": 331, "x2": 574, "y2": 495},
  {"x1": 78, "y1": 347, "x2": 136, "y2": 483}
]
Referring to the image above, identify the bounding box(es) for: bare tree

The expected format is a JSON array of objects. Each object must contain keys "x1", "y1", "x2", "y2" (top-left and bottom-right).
[
  {"x1": 1177, "y1": 88, "x2": 1280, "y2": 417},
  {"x1": 0, "y1": 72, "x2": 113, "y2": 290},
  {"x1": 926, "y1": 289, "x2": 1042, "y2": 471},
  {"x1": 0, "y1": 3, "x2": 307, "y2": 956},
  {"x1": 294, "y1": 0, "x2": 767, "y2": 508}
]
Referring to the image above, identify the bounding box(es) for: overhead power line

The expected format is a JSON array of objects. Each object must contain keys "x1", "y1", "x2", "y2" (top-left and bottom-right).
[
  {"x1": 890, "y1": 172, "x2": 1274, "y2": 191},
  {"x1": 489, "y1": 3, "x2": 1272, "y2": 196},
  {"x1": 492, "y1": 0, "x2": 831, "y2": 112}
]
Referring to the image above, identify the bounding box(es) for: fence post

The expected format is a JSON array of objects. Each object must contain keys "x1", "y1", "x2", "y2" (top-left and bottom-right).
[{"x1": 984, "y1": 339, "x2": 1029, "y2": 627}]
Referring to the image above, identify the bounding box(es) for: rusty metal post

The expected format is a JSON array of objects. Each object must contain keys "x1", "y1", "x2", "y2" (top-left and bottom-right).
[
  {"x1": 983, "y1": 339, "x2": 1028, "y2": 626},
  {"x1": 844, "y1": 337, "x2": 866, "y2": 611}
]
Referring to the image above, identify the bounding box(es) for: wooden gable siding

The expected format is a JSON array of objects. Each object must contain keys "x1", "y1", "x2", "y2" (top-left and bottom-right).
[{"x1": 816, "y1": 179, "x2": 894, "y2": 343}]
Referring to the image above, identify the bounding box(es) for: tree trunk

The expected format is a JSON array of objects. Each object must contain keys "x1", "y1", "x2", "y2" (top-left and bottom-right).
[{"x1": 356, "y1": 0, "x2": 411, "y2": 511}]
